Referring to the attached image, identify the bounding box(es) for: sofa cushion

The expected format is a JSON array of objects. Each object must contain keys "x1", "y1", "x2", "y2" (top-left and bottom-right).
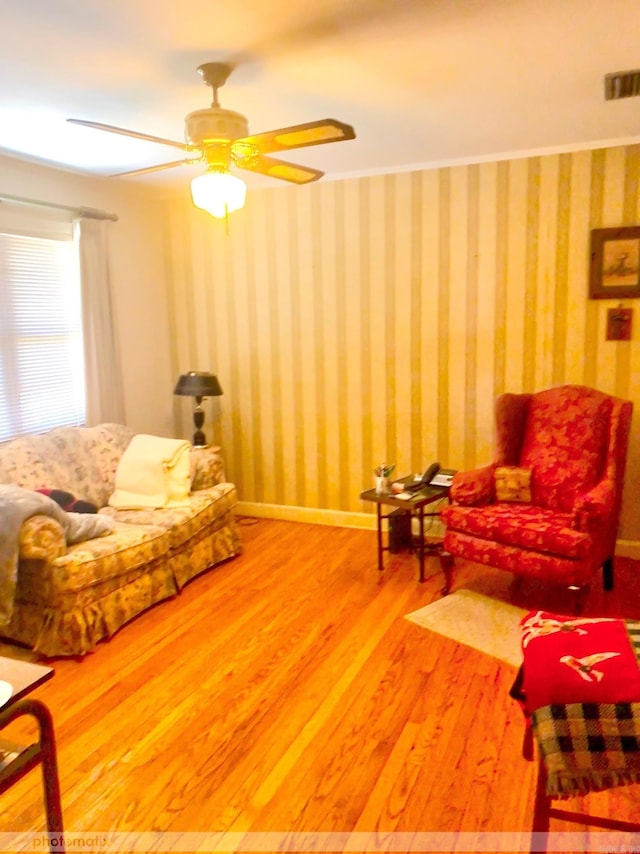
[
  {"x1": 99, "y1": 484, "x2": 237, "y2": 549},
  {"x1": 0, "y1": 438, "x2": 59, "y2": 494},
  {"x1": 46, "y1": 423, "x2": 135, "y2": 507}
]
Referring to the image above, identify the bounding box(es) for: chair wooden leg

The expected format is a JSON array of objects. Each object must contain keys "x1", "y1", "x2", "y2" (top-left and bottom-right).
[
  {"x1": 568, "y1": 585, "x2": 589, "y2": 614},
  {"x1": 439, "y1": 551, "x2": 453, "y2": 595},
  {"x1": 522, "y1": 720, "x2": 534, "y2": 761},
  {"x1": 602, "y1": 556, "x2": 614, "y2": 591},
  {"x1": 37, "y1": 707, "x2": 64, "y2": 841},
  {"x1": 531, "y1": 758, "x2": 551, "y2": 854}
]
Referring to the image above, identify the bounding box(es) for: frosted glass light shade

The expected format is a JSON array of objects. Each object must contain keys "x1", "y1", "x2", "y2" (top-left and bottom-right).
[{"x1": 190, "y1": 171, "x2": 247, "y2": 218}]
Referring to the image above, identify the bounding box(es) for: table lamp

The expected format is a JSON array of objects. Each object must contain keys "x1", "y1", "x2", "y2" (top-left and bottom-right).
[{"x1": 173, "y1": 371, "x2": 223, "y2": 446}]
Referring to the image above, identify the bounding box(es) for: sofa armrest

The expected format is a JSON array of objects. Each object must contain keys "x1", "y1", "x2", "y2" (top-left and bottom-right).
[
  {"x1": 190, "y1": 445, "x2": 227, "y2": 491},
  {"x1": 573, "y1": 480, "x2": 616, "y2": 531},
  {"x1": 449, "y1": 464, "x2": 496, "y2": 506},
  {"x1": 18, "y1": 515, "x2": 67, "y2": 561}
]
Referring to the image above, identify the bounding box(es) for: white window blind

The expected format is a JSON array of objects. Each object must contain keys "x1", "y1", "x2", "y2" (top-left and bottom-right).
[{"x1": 0, "y1": 229, "x2": 85, "y2": 441}]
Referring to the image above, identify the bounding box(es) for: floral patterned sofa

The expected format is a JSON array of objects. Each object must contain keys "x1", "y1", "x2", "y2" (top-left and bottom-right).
[
  {"x1": 440, "y1": 385, "x2": 633, "y2": 602},
  {"x1": 0, "y1": 423, "x2": 242, "y2": 657}
]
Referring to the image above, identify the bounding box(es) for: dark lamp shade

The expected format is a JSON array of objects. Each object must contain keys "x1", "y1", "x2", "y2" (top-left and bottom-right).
[{"x1": 173, "y1": 372, "x2": 223, "y2": 398}]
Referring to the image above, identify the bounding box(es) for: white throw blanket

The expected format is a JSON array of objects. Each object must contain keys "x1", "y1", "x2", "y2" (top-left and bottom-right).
[
  {"x1": 109, "y1": 435, "x2": 192, "y2": 509},
  {"x1": 0, "y1": 484, "x2": 114, "y2": 624}
]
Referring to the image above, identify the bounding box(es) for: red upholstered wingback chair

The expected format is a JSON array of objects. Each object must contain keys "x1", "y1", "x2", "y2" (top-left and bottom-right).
[{"x1": 440, "y1": 385, "x2": 633, "y2": 598}]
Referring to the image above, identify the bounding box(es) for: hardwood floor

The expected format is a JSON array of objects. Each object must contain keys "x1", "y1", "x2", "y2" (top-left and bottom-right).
[{"x1": 1, "y1": 518, "x2": 640, "y2": 852}]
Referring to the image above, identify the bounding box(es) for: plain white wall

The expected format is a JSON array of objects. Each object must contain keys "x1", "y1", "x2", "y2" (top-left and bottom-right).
[{"x1": 0, "y1": 151, "x2": 176, "y2": 436}]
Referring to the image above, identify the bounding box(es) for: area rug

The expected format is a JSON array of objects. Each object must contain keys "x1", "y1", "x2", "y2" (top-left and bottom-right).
[{"x1": 405, "y1": 589, "x2": 527, "y2": 667}]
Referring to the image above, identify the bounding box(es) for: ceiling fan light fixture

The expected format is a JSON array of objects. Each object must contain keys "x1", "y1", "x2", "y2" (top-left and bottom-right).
[
  {"x1": 190, "y1": 169, "x2": 247, "y2": 219},
  {"x1": 68, "y1": 63, "x2": 355, "y2": 197}
]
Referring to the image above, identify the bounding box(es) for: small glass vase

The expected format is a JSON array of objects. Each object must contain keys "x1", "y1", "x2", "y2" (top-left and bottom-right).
[{"x1": 375, "y1": 476, "x2": 390, "y2": 494}]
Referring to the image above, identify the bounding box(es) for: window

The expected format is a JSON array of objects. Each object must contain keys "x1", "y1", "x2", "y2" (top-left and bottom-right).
[{"x1": 0, "y1": 223, "x2": 85, "y2": 442}]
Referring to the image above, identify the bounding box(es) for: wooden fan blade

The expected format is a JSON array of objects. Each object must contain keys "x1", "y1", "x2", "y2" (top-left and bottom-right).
[
  {"x1": 237, "y1": 119, "x2": 355, "y2": 155},
  {"x1": 67, "y1": 119, "x2": 195, "y2": 152},
  {"x1": 237, "y1": 154, "x2": 323, "y2": 184},
  {"x1": 110, "y1": 160, "x2": 195, "y2": 178}
]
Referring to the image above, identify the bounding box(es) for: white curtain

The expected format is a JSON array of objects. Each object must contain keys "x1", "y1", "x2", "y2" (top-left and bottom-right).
[{"x1": 75, "y1": 216, "x2": 126, "y2": 425}]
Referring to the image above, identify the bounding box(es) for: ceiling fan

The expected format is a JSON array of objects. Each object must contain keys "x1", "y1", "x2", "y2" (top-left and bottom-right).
[{"x1": 67, "y1": 62, "x2": 356, "y2": 217}]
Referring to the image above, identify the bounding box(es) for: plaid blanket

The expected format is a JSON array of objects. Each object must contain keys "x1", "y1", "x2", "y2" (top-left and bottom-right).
[{"x1": 519, "y1": 613, "x2": 640, "y2": 798}]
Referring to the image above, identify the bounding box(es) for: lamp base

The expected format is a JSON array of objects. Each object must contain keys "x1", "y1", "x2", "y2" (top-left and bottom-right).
[
  {"x1": 193, "y1": 429, "x2": 207, "y2": 447},
  {"x1": 192, "y1": 400, "x2": 207, "y2": 447}
]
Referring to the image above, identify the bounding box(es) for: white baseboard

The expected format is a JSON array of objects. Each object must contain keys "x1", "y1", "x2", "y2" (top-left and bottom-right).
[
  {"x1": 615, "y1": 540, "x2": 640, "y2": 560},
  {"x1": 236, "y1": 501, "x2": 377, "y2": 530},
  {"x1": 235, "y1": 501, "x2": 639, "y2": 559},
  {"x1": 237, "y1": 503, "x2": 439, "y2": 538}
]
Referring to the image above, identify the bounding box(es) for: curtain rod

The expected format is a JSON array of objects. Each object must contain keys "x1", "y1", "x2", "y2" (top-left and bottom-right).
[{"x1": 0, "y1": 192, "x2": 119, "y2": 222}]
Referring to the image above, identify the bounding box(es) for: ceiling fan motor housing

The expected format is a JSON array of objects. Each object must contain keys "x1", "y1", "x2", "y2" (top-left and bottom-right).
[{"x1": 185, "y1": 108, "x2": 249, "y2": 148}]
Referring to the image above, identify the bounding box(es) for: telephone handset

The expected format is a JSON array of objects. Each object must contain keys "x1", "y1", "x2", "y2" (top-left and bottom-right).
[
  {"x1": 404, "y1": 462, "x2": 441, "y2": 492},
  {"x1": 421, "y1": 462, "x2": 441, "y2": 486}
]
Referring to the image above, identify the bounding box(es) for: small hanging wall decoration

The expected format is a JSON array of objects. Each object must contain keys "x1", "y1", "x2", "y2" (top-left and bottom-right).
[{"x1": 606, "y1": 305, "x2": 633, "y2": 341}]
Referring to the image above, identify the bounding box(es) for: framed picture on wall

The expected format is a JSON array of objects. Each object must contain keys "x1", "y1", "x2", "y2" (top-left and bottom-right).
[{"x1": 589, "y1": 226, "x2": 640, "y2": 299}]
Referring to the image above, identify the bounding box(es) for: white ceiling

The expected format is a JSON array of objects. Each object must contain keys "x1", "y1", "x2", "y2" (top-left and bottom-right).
[{"x1": 1, "y1": 0, "x2": 640, "y2": 191}]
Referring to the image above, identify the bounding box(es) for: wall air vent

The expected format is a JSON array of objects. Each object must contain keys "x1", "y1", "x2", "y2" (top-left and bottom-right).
[{"x1": 605, "y1": 69, "x2": 640, "y2": 100}]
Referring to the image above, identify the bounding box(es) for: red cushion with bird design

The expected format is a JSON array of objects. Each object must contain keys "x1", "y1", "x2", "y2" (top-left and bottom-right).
[{"x1": 520, "y1": 610, "x2": 640, "y2": 712}]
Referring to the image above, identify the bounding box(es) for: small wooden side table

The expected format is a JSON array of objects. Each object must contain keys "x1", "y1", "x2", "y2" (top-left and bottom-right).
[
  {"x1": 0, "y1": 657, "x2": 64, "y2": 852},
  {"x1": 360, "y1": 476, "x2": 451, "y2": 583}
]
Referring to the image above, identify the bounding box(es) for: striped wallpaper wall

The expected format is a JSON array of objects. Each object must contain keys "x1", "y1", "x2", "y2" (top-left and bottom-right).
[{"x1": 164, "y1": 143, "x2": 640, "y2": 543}]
